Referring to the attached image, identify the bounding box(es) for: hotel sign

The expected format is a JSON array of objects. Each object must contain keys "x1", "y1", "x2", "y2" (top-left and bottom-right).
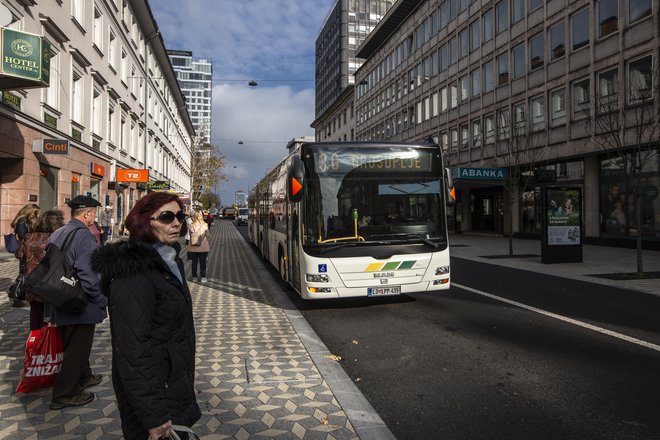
[
  {"x1": 452, "y1": 167, "x2": 509, "y2": 180},
  {"x1": 0, "y1": 27, "x2": 51, "y2": 89},
  {"x1": 32, "y1": 138, "x2": 69, "y2": 155}
]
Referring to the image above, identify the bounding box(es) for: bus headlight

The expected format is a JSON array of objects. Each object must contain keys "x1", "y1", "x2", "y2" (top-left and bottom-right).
[
  {"x1": 306, "y1": 274, "x2": 329, "y2": 283},
  {"x1": 435, "y1": 266, "x2": 450, "y2": 276}
]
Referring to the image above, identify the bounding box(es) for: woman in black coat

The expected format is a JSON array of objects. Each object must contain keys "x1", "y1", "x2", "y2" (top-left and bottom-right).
[{"x1": 91, "y1": 193, "x2": 200, "y2": 440}]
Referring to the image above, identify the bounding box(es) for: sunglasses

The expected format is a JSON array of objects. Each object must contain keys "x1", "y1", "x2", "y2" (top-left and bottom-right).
[{"x1": 150, "y1": 210, "x2": 187, "y2": 224}]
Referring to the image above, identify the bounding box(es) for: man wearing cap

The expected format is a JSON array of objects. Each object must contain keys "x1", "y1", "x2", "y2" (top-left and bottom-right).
[
  {"x1": 45, "y1": 195, "x2": 108, "y2": 409},
  {"x1": 98, "y1": 205, "x2": 113, "y2": 244}
]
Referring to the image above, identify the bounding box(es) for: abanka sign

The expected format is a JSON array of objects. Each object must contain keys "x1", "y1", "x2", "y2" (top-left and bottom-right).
[
  {"x1": 452, "y1": 167, "x2": 509, "y2": 180},
  {"x1": 0, "y1": 27, "x2": 50, "y2": 89}
]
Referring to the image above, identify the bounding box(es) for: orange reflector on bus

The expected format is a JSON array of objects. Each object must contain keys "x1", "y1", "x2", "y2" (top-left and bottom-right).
[
  {"x1": 449, "y1": 187, "x2": 456, "y2": 201},
  {"x1": 291, "y1": 178, "x2": 302, "y2": 196}
]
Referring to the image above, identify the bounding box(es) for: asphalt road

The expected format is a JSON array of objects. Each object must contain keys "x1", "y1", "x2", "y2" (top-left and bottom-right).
[{"x1": 236, "y1": 224, "x2": 660, "y2": 440}]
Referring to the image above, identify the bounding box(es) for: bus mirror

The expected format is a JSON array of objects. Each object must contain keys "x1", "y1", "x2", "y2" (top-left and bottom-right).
[
  {"x1": 288, "y1": 156, "x2": 304, "y2": 202},
  {"x1": 445, "y1": 168, "x2": 456, "y2": 207}
]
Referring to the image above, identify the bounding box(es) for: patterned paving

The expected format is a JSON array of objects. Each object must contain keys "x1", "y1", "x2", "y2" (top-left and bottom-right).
[{"x1": 0, "y1": 222, "x2": 359, "y2": 440}]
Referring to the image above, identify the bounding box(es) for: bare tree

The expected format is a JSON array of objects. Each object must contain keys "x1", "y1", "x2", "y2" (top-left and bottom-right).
[
  {"x1": 494, "y1": 105, "x2": 548, "y2": 256},
  {"x1": 584, "y1": 59, "x2": 660, "y2": 275},
  {"x1": 190, "y1": 141, "x2": 227, "y2": 207}
]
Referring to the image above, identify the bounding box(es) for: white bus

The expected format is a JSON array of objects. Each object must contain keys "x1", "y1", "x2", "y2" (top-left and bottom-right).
[{"x1": 248, "y1": 140, "x2": 455, "y2": 299}]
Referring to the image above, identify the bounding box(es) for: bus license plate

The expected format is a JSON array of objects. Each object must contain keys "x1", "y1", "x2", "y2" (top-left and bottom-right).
[{"x1": 367, "y1": 286, "x2": 401, "y2": 296}]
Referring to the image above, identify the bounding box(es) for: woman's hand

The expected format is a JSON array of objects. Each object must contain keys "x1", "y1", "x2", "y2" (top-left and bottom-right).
[{"x1": 148, "y1": 419, "x2": 173, "y2": 439}]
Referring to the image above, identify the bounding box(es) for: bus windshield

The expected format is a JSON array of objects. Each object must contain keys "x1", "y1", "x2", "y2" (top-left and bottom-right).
[{"x1": 301, "y1": 144, "x2": 447, "y2": 247}]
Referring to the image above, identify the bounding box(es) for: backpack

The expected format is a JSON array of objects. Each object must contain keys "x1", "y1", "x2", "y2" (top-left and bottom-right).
[
  {"x1": 25, "y1": 228, "x2": 89, "y2": 313},
  {"x1": 189, "y1": 225, "x2": 204, "y2": 246}
]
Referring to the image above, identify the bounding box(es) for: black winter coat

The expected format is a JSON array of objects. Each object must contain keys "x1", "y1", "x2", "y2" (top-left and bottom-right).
[{"x1": 91, "y1": 239, "x2": 200, "y2": 440}]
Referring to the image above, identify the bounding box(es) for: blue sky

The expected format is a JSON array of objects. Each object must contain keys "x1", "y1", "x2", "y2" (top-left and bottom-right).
[{"x1": 151, "y1": 0, "x2": 334, "y2": 205}]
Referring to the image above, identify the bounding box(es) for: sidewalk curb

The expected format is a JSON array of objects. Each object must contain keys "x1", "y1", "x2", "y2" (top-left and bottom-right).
[{"x1": 235, "y1": 228, "x2": 397, "y2": 440}]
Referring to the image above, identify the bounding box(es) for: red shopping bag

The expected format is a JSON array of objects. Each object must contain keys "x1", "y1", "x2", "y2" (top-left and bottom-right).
[{"x1": 16, "y1": 323, "x2": 63, "y2": 393}]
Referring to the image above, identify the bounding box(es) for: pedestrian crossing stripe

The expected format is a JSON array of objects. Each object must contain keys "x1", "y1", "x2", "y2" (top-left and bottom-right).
[{"x1": 364, "y1": 260, "x2": 416, "y2": 272}]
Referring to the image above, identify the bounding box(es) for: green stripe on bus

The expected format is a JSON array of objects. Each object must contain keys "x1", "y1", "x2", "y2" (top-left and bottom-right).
[
  {"x1": 382, "y1": 262, "x2": 400, "y2": 270},
  {"x1": 398, "y1": 261, "x2": 416, "y2": 269}
]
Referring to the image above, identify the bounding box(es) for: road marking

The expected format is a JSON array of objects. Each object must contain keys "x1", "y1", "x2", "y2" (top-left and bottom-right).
[{"x1": 454, "y1": 283, "x2": 660, "y2": 353}]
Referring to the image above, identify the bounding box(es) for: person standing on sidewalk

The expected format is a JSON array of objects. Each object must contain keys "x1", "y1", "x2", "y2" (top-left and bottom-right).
[
  {"x1": 98, "y1": 205, "x2": 113, "y2": 244},
  {"x1": 16, "y1": 210, "x2": 64, "y2": 330},
  {"x1": 47, "y1": 195, "x2": 107, "y2": 410},
  {"x1": 188, "y1": 211, "x2": 210, "y2": 283},
  {"x1": 9, "y1": 203, "x2": 40, "y2": 307},
  {"x1": 91, "y1": 192, "x2": 200, "y2": 440}
]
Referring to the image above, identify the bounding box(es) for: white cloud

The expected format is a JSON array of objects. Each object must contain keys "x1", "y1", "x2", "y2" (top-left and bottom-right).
[
  {"x1": 150, "y1": 0, "x2": 334, "y2": 204},
  {"x1": 212, "y1": 84, "x2": 315, "y2": 199}
]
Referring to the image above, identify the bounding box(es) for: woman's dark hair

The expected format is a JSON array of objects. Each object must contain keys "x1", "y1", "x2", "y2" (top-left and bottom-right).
[
  {"x1": 125, "y1": 192, "x2": 187, "y2": 243},
  {"x1": 35, "y1": 210, "x2": 65, "y2": 233}
]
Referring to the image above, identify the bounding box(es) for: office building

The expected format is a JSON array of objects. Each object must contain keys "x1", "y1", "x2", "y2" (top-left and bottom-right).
[
  {"x1": 168, "y1": 50, "x2": 213, "y2": 145},
  {"x1": 352, "y1": 0, "x2": 658, "y2": 246}
]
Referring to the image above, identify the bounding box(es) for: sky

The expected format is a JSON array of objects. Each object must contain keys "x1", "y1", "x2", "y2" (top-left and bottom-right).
[{"x1": 150, "y1": 0, "x2": 334, "y2": 206}]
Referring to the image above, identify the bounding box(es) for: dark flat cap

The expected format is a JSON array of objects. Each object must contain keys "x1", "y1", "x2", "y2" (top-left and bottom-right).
[{"x1": 68, "y1": 195, "x2": 102, "y2": 208}]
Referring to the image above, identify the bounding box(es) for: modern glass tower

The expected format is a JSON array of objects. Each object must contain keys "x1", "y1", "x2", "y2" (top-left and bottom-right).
[
  {"x1": 315, "y1": 0, "x2": 395, "y2": 119},
  {"x1": 167, "y1": 50, "x2": 213, "y2": 144}
]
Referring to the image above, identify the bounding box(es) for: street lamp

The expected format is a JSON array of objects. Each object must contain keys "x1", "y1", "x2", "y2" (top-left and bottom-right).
[{"x1": 248, "y1": 80, "x2": 258, "y2": 87}]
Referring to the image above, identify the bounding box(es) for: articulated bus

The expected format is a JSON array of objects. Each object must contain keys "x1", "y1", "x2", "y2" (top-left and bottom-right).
[{"x1": 248, "y1": 140, "x2": 455, "y2": 299}]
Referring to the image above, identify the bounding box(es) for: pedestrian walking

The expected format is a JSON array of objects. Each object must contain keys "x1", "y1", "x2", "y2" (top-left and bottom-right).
[
  {"x1": 16, "y1": 210, "x2": 65, "y2": 330},
  {"x1": 188, "y1": 211, "x2": 210, "y2": 283},
  {"x1": 46, "y1": 195, "x2": 107, "y2": 410},
  {"x1": 91, "y1": 192, "x2": 200, "y2": 440},
  {"x1": 98, "y1": 205, "x2": 113, "y2": 243},
  {"x1": 9, "y1": 203, "x2": 40, "y2": 307}
]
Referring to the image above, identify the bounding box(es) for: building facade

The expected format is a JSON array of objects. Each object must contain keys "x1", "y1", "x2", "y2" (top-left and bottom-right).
[
  {"x1": 314, "y1": 0, "x2": 395, "y2": 141},
  {"x1": 0, "y1": 0, "x2": 195, "y2": 235},
  {"x1": 167, "y1": 50, "x2": 213, "y2": 145},
  {"x1": 353, "y1": 0, "x2": 658, "y2": 245}
]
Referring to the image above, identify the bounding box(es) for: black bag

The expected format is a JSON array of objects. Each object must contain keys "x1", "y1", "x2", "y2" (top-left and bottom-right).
[
  {"x1": 25, "y1": 228, "x2": 89, "y2": 313},
  {"x1": 4, "y1": 233, "x2": 19, "y2": 253},
  {"x1": 8, "y1": 273, "x2": 26, "y2": 300}
]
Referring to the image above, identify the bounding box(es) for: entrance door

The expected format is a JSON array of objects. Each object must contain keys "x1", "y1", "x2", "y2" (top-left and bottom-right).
[{"x1": 475, "y1": 192, "x2": 495, "y2": 231}]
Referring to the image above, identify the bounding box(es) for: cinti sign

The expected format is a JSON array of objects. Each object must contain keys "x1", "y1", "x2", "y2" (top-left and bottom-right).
[
  {"x1": 32, "y1": 138, "x2": 69, "y2": 155},
  {"x1": 0, "y1": 27, "x2": 50, "y2": 89},
  {"x1": 452, "y1": 167, "x2": 509, "y2": 180}
]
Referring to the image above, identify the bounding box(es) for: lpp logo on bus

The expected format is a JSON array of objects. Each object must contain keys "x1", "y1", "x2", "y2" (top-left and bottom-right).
[{"x1": 318, "y1": 264, "x2": 327, "y2": 273}]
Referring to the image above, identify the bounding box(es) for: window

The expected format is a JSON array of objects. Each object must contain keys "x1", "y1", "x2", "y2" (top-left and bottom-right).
[
  {"x1": 108, "y1": 102, "x2": 115, "y2": 144},
  {"x1": 449, "y1": 37, "x2": 457, "y2": 65},
  {"x1": 531, "y1": 95, "x2": 545, "y2": 130},
  {"x1": 450, "y1": 127, "x2": 459, "y2": 150},
  {"x1": 44, "y1": 45, "x2": 59, "y2": 109},
  {"x1": 471, "y1": 68, "x2": 481, "y2": 97},
  {"x1": 461, "y1": 124, "x2": 469, "y2": 149},
  {"x1": 572, "y1": 78, "x2": 590, "y2": 118},
  {"x1": 484, "y1": 61, "x2": 494, "y2": 92},
  {"x1": 497, "y1": 52, "x2": 509, "y2": 85},
  {"x1": 529, "y1": 33, "x2": 544, "y2": 70},
  {"x1": 439, "y1": 45, "x2": 448, "y2": 71},
  {"x1": 72, "y1": 69, "x2": 83, "y2": 124},
  {"x1": 441, "y1": 131, "x2": 449, "y2": 150},
  {"x1": 470, "y1": 20, "x2": 480, "y2": 52},
  {"x1": 483, "y1": 9, "x2": 493, "y2": 42},
  {"x1": 450, "y1": 82, "x2": 458, "y2": 108},
  {"x1": 598, "y1": 68, "x2": 618, "y2": 113},
  {"x1": 496, "y1": 1, "x2": 508, "y2": 34},
  {"x1": 472, "y1": 119, "x2": 482, "y2": 147},
  {"x1": 598, "y1": 0, "x2": 618, "y2": 37},
  {"x1": 628, "y1": 0, "x2": 651, "y2": 23},
  {"x1": 92, "y1": 87, "x2": 102, "y2": 136},
  {"x1": 431, "y1": 92, "x2": 439, "y2": 117},
  {"x1": 549, "y1": 21, "x2": 565, "y2": 61},
  {"x1": 485, "y1": 114, "x2": 496, "y2": 143},
  {"x1": 512, "y1": 0, "x2": 524, "y2": 23},
  {"x1": 571, "y1": 8, "x2": 590, "y2": 51},
  {"x1": 627, "y1": 55, "x2": 653, "y2": 104},
  {"x1": 440, "y1": 2, "x2": 449, "y2": 28},
  {"x1": 72, "y1": 0, "x2": 84, "y2": 26},
  {"x1": 440, "y1": 87, "x2": 448, "y2": 112},
  {"x1": 513, "y1": 44, "x2": 525, "y2": 78},
  {"x1": 460, "y1": 75, "x2": 469, "y2": 102},
  {"x1": 513, "y1": 102, "x2": 526, "y2": 135},
  {"x1": 459, "y1": 29, "x2": 468, "y2": 59},
  {"x1": 93, "y1": 8, "x2": 103, "y2": 50},
  {"x1": 551, "y1": 88, "x2": 566, "y2": 125},
  {"x1": 498, "y1": 108, "x2": 510, "y2": 140},
  {"x1": 529, "y1": 0, "x2": 542, "y2": 12}
]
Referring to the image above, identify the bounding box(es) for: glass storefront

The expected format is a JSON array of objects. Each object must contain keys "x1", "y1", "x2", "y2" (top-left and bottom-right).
[{"x1": 600, "y1": 150, "x2": 659, "y2": 241}]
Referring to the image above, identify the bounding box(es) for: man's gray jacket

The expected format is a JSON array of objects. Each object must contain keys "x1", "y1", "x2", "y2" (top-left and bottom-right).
[
  {"x1": 45, "y1": 218, "x2": 107, "y2": 326},
  {"x1": 99, "y1": 210, "x2": 112, "y2": 227}
]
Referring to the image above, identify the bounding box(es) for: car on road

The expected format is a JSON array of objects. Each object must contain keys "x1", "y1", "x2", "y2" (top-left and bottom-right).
[{"x1": 236, "y1": 207, "x2": 248, "y2": 225}]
